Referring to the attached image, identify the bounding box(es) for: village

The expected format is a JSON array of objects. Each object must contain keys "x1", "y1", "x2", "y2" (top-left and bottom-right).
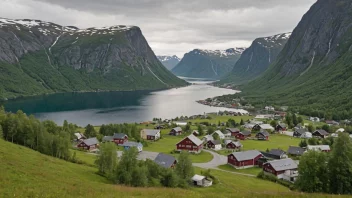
[{"x1": 71, "y1": 109, "x2": 348, "y2": 188}]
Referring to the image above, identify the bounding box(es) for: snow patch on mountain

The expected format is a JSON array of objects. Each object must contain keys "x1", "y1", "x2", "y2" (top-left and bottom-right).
[{"x1": 192, "y1": 47, "x2": 246, "y2": 58}]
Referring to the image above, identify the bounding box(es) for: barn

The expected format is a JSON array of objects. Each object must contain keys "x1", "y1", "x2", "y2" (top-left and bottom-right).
[
  {"x1": 235, "y1": 131, "x2": 251, "y2": 140},
  {"x1": 77, "y1": 137, "x2": 99, "y2": 151},
  {"x1": 113, "y1": 133, "x2": 128, "y2": 145},
  {"x1": 227, "y1": 150, "x2": 263, "y2": 168},
  {"x1": 176, "y1": 134, "x2": 203, "y2": 153},
  {"x1": 169, "y1": 127, "x2": 183, "y2": 136}
]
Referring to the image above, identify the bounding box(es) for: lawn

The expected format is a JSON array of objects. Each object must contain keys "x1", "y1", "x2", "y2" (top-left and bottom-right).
[
  {"x1": 217, "y1": 164, "x2": 262, "y2": 176},
  {"x1": 71, "y1": 149, "x2": 97, "y2": 167},
  {"x1": 1, "y1": 139, "x2": 349, "y2": 198}
]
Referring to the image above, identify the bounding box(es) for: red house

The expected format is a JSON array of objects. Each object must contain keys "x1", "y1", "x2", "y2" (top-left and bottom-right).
[
  {"x1": 235, "y1": 131, "x2": 251, "y2": 140},
  {"x1": 255, "y1": 131, "x2": 270, "y2": 140},
  {"x1": 275, "y1": 124, "x2": 287, "y2": 132},
  {"x1": 170, "y1": 127, "x2": 182, "y2": 136},
  {"x1": 226, "y1": 128, "x2": 240, "y2": 136},
  {"x1": 225, "y1": 140, "x2": 242, "y2": 149},
  {"x1": 176, "y1": 134, "x2": 203, "y2": 153},
  {"x1": 228, "y1": 150, "x2": 263, "y2": 168},
  {"x1": 77, "y1": 137, "x2": 99, "y2": 151},
  {"x1": 113, "y1": 133, "x2": 128, "y2": 145},
  {"x1": 263, "y1": 158, "x2": 298, "y2": 182}
]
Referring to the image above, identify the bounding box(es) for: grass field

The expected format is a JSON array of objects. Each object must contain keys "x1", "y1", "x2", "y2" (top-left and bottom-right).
[
  {"x1": 1, "y1": 139, "x2": 349, "y2": 198},
  {"x1": 217, "y1": 164, "x2": 262, "y2": 176}
]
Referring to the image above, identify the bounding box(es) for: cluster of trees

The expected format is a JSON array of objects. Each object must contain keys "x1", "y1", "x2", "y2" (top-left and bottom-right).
[
  {"x1": 0, "y1": 107, "x2": 76, "y2": 160},
  {"x1": 96, "y1": 143, "x2": 195, "y2": 188},
  {"x1": 99, "y1": 123, "x2": 140, "y2": 141},
  {"x1": 284, "y1": 113, "x2": 303, "y2": 129},
  {"x1": 299, "y1": 137, "x2": 335, "y2": 148},
  {"x1": 295, "y1": 133, "x2": 352, "y2": 194}
]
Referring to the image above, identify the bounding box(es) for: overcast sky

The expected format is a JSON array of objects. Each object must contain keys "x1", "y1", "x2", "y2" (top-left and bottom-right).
[{"x1": 0, "y1": 0, "x2": 316, "y2": 57}]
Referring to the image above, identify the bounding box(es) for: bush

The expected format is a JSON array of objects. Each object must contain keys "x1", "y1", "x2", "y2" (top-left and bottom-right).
[{"x1": 257, "y1": 171, "x2": 294, "y2": 189}]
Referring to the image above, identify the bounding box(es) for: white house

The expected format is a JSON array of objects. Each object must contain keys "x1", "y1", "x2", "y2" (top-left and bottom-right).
[
  {"x1": 202, "y1": 135, "x2": 214, "y2": 142},
  {"x1": 212, "y1": 130, "x2": 225, "y2": 139},
  {"x1": 307, "y1": 145, "x2": 330, "y2": 152},
  {"x1": 191, "y1": 174, "x2": 212, "y2": 187},
  {"x1": 259, "y1": 124, "x2": 275, "y2": 131}
]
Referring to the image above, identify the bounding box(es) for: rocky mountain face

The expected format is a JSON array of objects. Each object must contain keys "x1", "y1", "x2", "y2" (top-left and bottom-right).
[
  {"x1": 219, "y1": 33, "x2": 291, "y2": 85},
  {"x1": 157, "y1": 55, "x2": 180, "y2": 70},
  {"x1": 0, "y1": 18, "x2": 187, "y2": 99},
  {"x1": 172, "y1": 48, "x2": 245, "y2": 79},
  {"x1": 241, "y1": 0, "x2": 352, "y2": 118}
]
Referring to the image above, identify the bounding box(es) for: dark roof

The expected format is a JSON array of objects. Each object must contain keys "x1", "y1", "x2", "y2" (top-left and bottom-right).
[
  {"x1": 102, "y1": 136, "x2": 114, "y2": 142},
  {"x1": 265, "y1": 158, "x2": 298, "y2": 171},
  {"x1": 287, "y1": 146, "x2": 305, "y2": 156},
  {"x1": 277, "y1": 123, "x2": 286, "y2": 128},
  {"x1": 230, "y1": 150, "x2": 262, "y2": 161},
  {"x1": 154, "y1": 153, "x2": 176, "y2": 168},
  {"x1": 113, "y1": 133, "x2": 127, "y2": 139},
  {"x1": 256, "y1": 131, "x2": 270, "y2": 137},
  {"x1": 83, "y1": 137, "x2": 99, "y2": 146},
  {"x1": 295, "y1": 128, "x2": 307, "y2": 135},
  {"x1": 209, "y1": 140, "x2": 221, "y2": 145},
  {"x1": 314, "y1": 130, "x2": 329, "y2": 136},
  {"x1": 227, "y1": 128, "x2": 240, "y2": 132},
  {"x1": 172, "y1": 127, "x2": 182, "y2": 131},
  {"x1": 269, "y1": 149, "x2": 286, "y2": 157},
  {"x1": 143, "y1": 129, "x2": 161, "y2": 136},
  {"x1": 240, "y1": 131, "x2": 251, "y2": 136}
]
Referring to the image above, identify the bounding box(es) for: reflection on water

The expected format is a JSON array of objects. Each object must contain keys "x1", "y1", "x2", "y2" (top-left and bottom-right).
[{"x1": 4, "y1": 79, "x2": 245, "y2": 126}]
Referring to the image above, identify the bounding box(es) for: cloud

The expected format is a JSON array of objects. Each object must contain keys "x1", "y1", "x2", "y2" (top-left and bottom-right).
[{"x1": 0, "y1": 0, "x2": 316, "y2": 57}]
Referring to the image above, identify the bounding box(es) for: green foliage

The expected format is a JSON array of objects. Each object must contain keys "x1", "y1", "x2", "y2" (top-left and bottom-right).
[
  {"x1": 299, "y1": 139, "x2": 307, "y2": 148},
  {"x1": 84, "y1": 124, "x2": 97, "y2": 138},
  {"x1": 212, "y1": 132, "x2": 220, "y2": 140},
  {"x1": 308, "y1": 138, "x2": 319, "y2": 145},
  {"x1": 295, "y1": 151, "x2": 329, "y2": 193},
  {"x1": 257, "y1": 171, "x2": 294, "y2": 189},
  {"x1": 95, "y1": 142, "x2": 117, "y2": 179},
  {"x1": 270, "y1": 120, "x2": 277, "y2": 128},
  {"x1": 207, "y1": 126, "x2": 215, "y2": 135},
  {"x1": 197, "y1": 125, "x2": 204, "y2": 136},
  {"x1": 175, "y1": 151, "x2": 194, "y2": 181},
  {"x1": 328, "y1": 133, "x2": 352, "y2": 194},
  {"x1": 308, "y1": 124, "x2": 316, "y2": 132},
  {"x1": 240, "y1": 119, "x2": 245, "y2": 125}
]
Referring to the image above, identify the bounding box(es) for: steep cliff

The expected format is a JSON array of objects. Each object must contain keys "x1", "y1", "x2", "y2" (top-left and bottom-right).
[
  {"x1": 220, "y1": 33, "x2": 291, "y2": 85},
  {"x1": 241, "y1": 0, "x2": 352, "y2": 119},
  {"x1": 0, "y1": 18, "x2": 187, "y2": 99},
  {"x1": 172, "y1": 48, "x2": 245, "y2": 79}
]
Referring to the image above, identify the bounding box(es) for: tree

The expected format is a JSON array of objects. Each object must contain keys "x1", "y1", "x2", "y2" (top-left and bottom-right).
[
  {"x1": 299, "y1": 139, "x2": 307, "y2": 148},
  {"x1": 197, "y1": 125, "x2": 204, "y2": 136},
  {"x1": 176, "y1": 151, "x2": 194, "y2": 181},
  {"x1": 85, "y1": 124, "x2": 97, "y2": 138},
  {"x1": 293, "y1": 114, "x2": 298, "y2": 126},
  {"x1": 285, "y1": 113, "x2": 292, "y2": 126},
  {"x1": 207, "y1": 126, "x2": 215, "y2": 135},
  {"x1": 63, "y1": 120, "x2": 69, "y2": 132},
  {"x1": 95, "y1": 142, "x2": 118, "y2": 178},
  {"x1": 308, "y1": 138, "x2": 318, "y2": 145},
  {"x1": 116, "y1": 147, "x2": 139, "y2": 185},
  {"x1": 212, "y1": 132, "x2": 220, "y2": 140},
  {"x1": 161, "y1": 168, "x2": 179, "y2": 187},
  {"x1": 328, "y1": 133, "x2": 352, "y2": 194},
  {"x1": 307, "y1": 124, "x2": 315, "y2": 132},
  {"x1": 270, "y1": 120, "x2": 277, "y2": 128},
  {"x1": 131, "y1": 163, "x2": 148, "y2": 187},
  {"x1": 184, "y1": 124, "x2": 191, "y2": 132},
  {"x1": 228, "y1": 119, "x2": 236, "y2": 127},
  {"x1": 297, "y1": 117, "x2": 304, "y2": 125},
  {"x1": 240, "y1": 119, "x2": 245, "y2": 125},
  {"x1": 322, "y1": 125, "x2": 330, "y2": 133},
  {"x1": 295, "y1": 151, "x2": 329, "y2": 193},
  {"x1": 0, "y1": 125, "x2": 3, "y2": 139}
]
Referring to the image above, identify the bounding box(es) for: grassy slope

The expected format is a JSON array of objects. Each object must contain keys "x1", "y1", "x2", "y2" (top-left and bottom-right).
[{"x1": 0, "y1": 139, "x2": 348, "y2": 197}]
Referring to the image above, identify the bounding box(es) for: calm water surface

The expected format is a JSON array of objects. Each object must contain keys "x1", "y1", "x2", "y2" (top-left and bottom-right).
[{"x1": 4, "y1": 78, "x2": 245, "y2": 126}]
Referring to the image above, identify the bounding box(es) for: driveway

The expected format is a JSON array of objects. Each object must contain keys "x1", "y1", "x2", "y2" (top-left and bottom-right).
[
  {"x1": 117, "y1": 151, "x2": 159, "y2": 161},
  {"x1": 192, "y1": 149, "x2": 227, "y2": 169}
]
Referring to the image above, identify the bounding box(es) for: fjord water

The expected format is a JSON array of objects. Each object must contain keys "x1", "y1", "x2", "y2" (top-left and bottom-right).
[{"x1": 4, "y1": 78, "x2": 244, "y2": 126}]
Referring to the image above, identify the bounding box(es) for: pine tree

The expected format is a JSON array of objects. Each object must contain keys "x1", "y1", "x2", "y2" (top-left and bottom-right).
[{"x1": 240, "y1": 119, "x2": 244, "y2": 125}]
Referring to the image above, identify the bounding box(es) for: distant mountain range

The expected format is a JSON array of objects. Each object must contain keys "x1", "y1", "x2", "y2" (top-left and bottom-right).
[
  {"x1": 219, "y1": 33, "x2": 291, "y2": 85},
  {"x1": 157, "y1": 55, "x2": 180, "y2": 70},
  {"x1": 172, "y1": 48, "x2": 246, "y2": 79},
  {"x1": 0, "y1": 18, "x2": 187, "y2": 99}
]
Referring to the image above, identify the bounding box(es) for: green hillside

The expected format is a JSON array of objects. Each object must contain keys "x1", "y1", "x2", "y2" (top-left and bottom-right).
[{"x1": 1, "y1": 139, "x2": 348, "y2": 198}]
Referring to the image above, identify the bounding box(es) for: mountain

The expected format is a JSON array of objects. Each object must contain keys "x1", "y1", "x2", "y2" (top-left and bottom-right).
[
  {"x1": 240, "y1": 0, "x2": 352, "y2": 119},
  {"x1": 219, "y1": 33, "x2": 291, "y2": 85},
  {"x1": 0, "y1": 18, "x2": 187, "y2": 100},
  {"x1": 172, "y1": 48, "x2": 246, "y2": 79},
  {"x1": 157, "y1": 55, "x2": 180, "y2": 70}
]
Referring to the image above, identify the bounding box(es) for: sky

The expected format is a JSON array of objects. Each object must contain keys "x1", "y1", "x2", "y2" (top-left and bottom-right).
[{"x1": 0, "y1": 0, "x2": 316, "y2": 57}]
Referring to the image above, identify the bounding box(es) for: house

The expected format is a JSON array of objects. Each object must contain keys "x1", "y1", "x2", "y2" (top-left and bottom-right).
[
  {"x1": 169, "y1": 127, "x2": 182, "y2": 136},
  {"x1": 300, "y1": 132, "x2": 312, "y2": 139},
  {"x1": 309, "y1": 117, "x2": 320, "y2": 122},
  {"x1": 113, "y1": 133, "x2": 128, "y2": 145},
  {"x1": 192, "y1": 130, "x2": 200, "y2": 136},
  {"x1": 265, "y1": 106, "x2": 275, "y2": 111},
  {"x1": 293, "y1": 128, "x2": 308, "y2": 138},
  {"x1": 74, "y1": 132, "x2": 86, "y2": 141},
  {"x1": 154, "y1": 153, "x2": 177, "y2": 168},
  {"x1": 263, "y1": 158, "x2": 298, "y2": 182},
  {"x1": 275, "y1": 124, "x2": 287, "y2": 132},
  {"x1": 77, "y1": 137, "x2": 99, "y2": 151},
  {"x1": 331, "y1": 133, "x2": 338, "y2": 138},
  {"x1": 176, "y1": 134, "x2": 203, "y2": 153},
  {"x1": 226, "y1": 128, "x2": 240, "y2": 136},
  {"x1": 202, "y1": 135, "x2": 214, "y2": 142},
  {"x1": 227, "y1": 150, "x2": 263, "y2": 168},
  {"x1": 174, "y1": 122, "x2": 187, "y2": 126},
  {"x1": 121, "y1": 141, "x2": 143, "y2": 152},
  {"x1": 225, "y1": 140, "x2": 242, "y2": 149},
  {"x1": 140, "y1": 129, "x2": 161, "y2": 140},
  {"x1": 191, "y1": 174, "x2": 212, "y2": 187},
  {"x1": 312, "y1": 130, "x2": 329, "y2": 139},
  {"x1": 212, "y1": 130, "x2": 225, "y2": 139},
  {"x1": 336, "y1": 128, "x2": 345, "y2": 133},
  {"x1": 262, "y1": 149, "x2": 287, "y2": 159},
  {"x1": 326, "y1": 120, "x2": 339, "y2": 126},
  {"x1": 252, "y1": 124, "x2": 262, "y2": 131},
  {"x1": 235, "y1": 131, "x2": 251, "y2": 140},
  {"x1": 287, "y1": 146, "x2": 305, "y2": 156},
  {"x1": 307, "y1": 145, "x2": 331, "y2": 152},
  {"x1": 255, "y1": 131, "x2": 270, "y2": 140},
  {"x1": 102, "y1": 136, "x2": 114, "y2": 143},
  {"x1": 244, "y1": 123, "x2": 256, "y2": 129},
  {"x1": 259, "y1": 124, "x2": 275, "y2": 131},
  {"x1": 206, "y1": 140, "x2": 222, "y2": 150}
]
